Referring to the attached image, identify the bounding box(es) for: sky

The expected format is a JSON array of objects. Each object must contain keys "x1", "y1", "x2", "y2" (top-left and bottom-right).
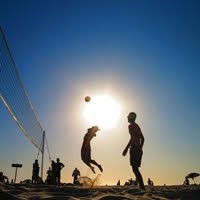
[{"x1": 0, "y1": 0, "x2": 200, "y2": 185}]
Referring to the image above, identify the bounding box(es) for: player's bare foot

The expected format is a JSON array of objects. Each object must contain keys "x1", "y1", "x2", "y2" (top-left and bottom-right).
[
  {"x1": 90, "y1": 166, "x2": 96, "y2": 174},
  {"x1": 98, "y1": 165, "x2": 103, "y2": 172}
]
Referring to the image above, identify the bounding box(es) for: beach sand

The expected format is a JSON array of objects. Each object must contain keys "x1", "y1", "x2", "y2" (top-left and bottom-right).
[{"x1": 0, "y1": 183, "x2": 200, "y2": 200}]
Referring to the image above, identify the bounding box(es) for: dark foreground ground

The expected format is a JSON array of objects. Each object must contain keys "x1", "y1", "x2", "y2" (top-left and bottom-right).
[{"x1": 1, "y1": 183, "x2": 200, "y2": 200}]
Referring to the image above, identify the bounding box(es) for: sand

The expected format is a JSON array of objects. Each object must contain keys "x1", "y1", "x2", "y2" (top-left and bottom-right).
[{"x1": 0, "y1": 183, "x2": 200, "y2": 200}]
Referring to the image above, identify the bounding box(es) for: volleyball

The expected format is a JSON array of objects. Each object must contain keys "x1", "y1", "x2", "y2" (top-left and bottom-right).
[{"x1": 85, "y1": 96, "x2": 91, "y2": 102}]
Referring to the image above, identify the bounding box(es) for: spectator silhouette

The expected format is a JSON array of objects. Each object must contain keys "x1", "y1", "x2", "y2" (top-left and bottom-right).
[
  {"x1": 32, "y1": 159, "x2": 39, "y2": 184},
  {"x1": 128, "y1": 178, "x2": 135, "y2": 185},
  {"x1": 124, "y1": 178, "x2": 137, "y2": 186},
  {"x1": 122, "y1": 112, "x2": 145, "y2": 190},
  {"x1": 81, "y1": 126, "x2": 103, "y2": 174},
  {"x1": 45, "y1": 167, "x2": 52, "y2": 184},
  {"x1": 183, "y1": 177, "x2": 190, "y2": 185},
  {"x1": 55, "y1": 158, "x2": 64, "y2": 184},
  {"x1": 147, "y1": 178, "x2": 154, "y2": 186},
  {"x1": 0, "y1": 172, "x2": 8, "y2": 183},
  {"x1": 72, "y1": 168, "x2": 80, "y2": 185},
  {"x1": 51, "y1": 160, "x2": 56, "y2": 184}
]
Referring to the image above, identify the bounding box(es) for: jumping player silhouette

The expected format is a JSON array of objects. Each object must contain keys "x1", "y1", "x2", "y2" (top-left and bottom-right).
[{"x1": 81, "y1": 126, "x2": 103, "y2": 174}]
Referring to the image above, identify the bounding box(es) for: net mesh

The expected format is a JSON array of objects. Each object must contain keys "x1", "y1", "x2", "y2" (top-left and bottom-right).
[{"x1": 0, "y1": 27, "x2": 44, "y2": 152}]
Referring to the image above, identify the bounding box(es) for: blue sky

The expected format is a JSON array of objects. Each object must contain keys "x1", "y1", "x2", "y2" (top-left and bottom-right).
[{"x1": 0, "y1": 0, "x2": 200, "y2": 185}]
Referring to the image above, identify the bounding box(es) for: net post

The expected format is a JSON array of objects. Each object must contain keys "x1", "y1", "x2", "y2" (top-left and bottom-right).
[{"x1": 41, "y1": 131, "x2": 45, "y2": 180}]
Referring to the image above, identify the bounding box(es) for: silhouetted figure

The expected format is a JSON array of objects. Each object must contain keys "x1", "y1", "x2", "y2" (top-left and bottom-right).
[
  {"x1": 72, "y1": 168, "x2": 80, "y2": 185},
  {"x1": 147, "y1": 178, "x2": 154, "y2": 186},
  {"x1": 55, "y1": 158, "x2": 64, "y2": 184},
  {"x1": 11, "y1": 179, "x2": 14, "y2": 184},
  {"x1": 124, "y1": 178, "x2": 137, "y2": 186},
  {"x1": 117, "y1": 180, "x2": 121, "y2": 186},
  {"x1": 134, "y1": 178, "x2": 139, "y2": 186},
  {"x1": 0, "y1": 172, "x2": 8, "y2": 183},
  {"x1": 122, "y1": 112, "x2": 145, "y2": 190},
  {"x1": 45, "y1": 167, "x2": 52, "y2": 184},
  {"x1": 124, "y1": 181, "x2": 129, "y2": 185},
  {"x1": 32, "y1": 159, "x2": 39, "y2": 184},
  {"x1": 51, "y1": 160, "x2": 56, "y2": 184},
  {"x1": 81, "y1": 126, "x2": 103, "y2": 174},
  {"x1": 183, "y1": 177, "x2": 190, "y2": 185},
  {"x1": 129, "y1": 178, "x2": 134, "y2": 185},
  {"x1": 0, "y1": 172, "x2": 5, "y2": 183}
]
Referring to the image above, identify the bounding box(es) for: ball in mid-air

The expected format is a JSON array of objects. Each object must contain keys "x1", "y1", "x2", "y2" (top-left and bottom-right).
[{"x1": 85, "y1": 96, "x2": 91, "y2": 102}]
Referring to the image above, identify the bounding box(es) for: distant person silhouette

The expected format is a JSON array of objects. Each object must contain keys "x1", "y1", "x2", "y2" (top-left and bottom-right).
[
  {"x1": 122, "y1": 112, "x2": 145, "y2": 190},
  {"x1": 0, "y1": 172, "x2": 8, "y2": 183},
  {"x1": 183, "y1": 177, "x2": 190, "y2": 185},
  {"x1": 128, "y1": 178, "x2": 134, "y2": 185},
  {"x1": 51, "y1": 160, "x2": 56, "y2": 184},
  {"x1": 72, "y1": 167, "x2": 80, "y2": 184},
  {"x1": 55, "y1": 158, "x2": 65, "y2": 184},
  {"x1": 81, "y1": 126, "x2": 103, "y2": 174},
  {"x1": 147, "y1": 178, "x2": 154, "y2": 186},
  {"x1": 45, "y1": 167, "x2": 52, "y2": 184},
  {"x1": 0, "y1": 172, "x2": 5, "y2": 183},
  {"x1": 32, "y1": 159, "x2": 39, "y2": 184}
]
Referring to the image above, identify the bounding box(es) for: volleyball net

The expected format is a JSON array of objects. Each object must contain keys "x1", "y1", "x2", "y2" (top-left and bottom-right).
[{"x1": 0, "y1": 26, "x2": 44, "y2": 153}]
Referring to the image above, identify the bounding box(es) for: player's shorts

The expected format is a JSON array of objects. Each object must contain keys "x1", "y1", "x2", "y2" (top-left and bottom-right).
[
  {"x1": 81, "y1": 147, "x2": 91, "y2": 163},
  {"x1": 130, "y1": 146, "x2": 143, "y2": 167}
]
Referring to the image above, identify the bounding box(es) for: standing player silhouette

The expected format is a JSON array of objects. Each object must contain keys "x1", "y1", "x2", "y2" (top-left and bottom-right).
[
  {"x1": 122, "y1": 112, "x2": 145, "y2": 189},
  {"x1": 81, "y1": 126, "x2": 103, "y2": 174}
]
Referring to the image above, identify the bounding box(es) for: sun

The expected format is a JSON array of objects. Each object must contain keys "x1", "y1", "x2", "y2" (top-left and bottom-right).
[{"x1": 83, "y1": 95, "x2": 121, "y2": 129}]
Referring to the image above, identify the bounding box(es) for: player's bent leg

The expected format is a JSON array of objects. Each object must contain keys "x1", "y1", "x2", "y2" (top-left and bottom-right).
[{"x1": 90, "y1": 160, "x2": 103, "y2": 172}]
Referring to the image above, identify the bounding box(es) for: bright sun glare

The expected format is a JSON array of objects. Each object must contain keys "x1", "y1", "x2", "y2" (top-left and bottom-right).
[{"x1": 83, "y1": 95, "x2": 121, "y2": 129}]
